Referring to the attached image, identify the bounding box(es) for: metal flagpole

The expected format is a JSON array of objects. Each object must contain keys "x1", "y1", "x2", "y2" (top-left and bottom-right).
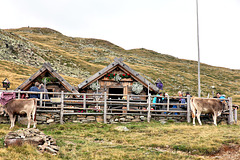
[{"x1": 196, "y1": 0, "x2": 201, "y2": 97}]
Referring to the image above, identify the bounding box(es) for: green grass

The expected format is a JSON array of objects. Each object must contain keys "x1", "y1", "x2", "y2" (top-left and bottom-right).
[{"x1": 0, "y1": 121, "x2": 240, "y2": 159}]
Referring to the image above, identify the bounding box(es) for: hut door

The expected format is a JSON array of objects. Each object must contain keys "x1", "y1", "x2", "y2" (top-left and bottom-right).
[{"x1": 109, "y1": 88, "x2": 123, "y2": 99}]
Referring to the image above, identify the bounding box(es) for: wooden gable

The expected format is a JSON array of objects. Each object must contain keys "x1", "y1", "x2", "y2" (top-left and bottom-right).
[
  {"x1": 78, "y1": 58, "x2": 159, "y2": 94},
  {"x1": 15, "y1": 63, "x2": 79, "y2": 94}
]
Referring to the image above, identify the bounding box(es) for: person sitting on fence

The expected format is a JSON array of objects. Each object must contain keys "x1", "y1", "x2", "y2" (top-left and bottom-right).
[
  {"x1": 29, "y1": 82, "x2": 40, "y2": 99},
  {"x1": 185, "y1": 92, "x2": 191, "y2": 98},
  {"x1": 216, "y1": 92, "x2": 225, "y2": 99},
  {"x1": 178, "y1": 91, "x2": 186, "y2": 110},
  {"x1": 157, "y1": 92, "x2": 164, "y2": 103},
  {"x1": 152, "y1": 93, "x2": 159, "y2": 107},
  {"x1": 156, "y1": 92, "x2": 165, "y2": 111},
  {"x1": 39, "y1": 83, "x2": 49, "y2": 99}
]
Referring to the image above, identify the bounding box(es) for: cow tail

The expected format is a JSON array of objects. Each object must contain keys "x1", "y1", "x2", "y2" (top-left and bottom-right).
[
  {"x1": 190, "y1": 98, "x2": 195, "y2": 118},
  {"x1": 34, "y1": 98, "x2": 37, "y2": 121}
]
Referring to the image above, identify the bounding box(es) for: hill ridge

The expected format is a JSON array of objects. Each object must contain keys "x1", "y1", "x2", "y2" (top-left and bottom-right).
[{"x1": 0, "y1": 27, "x2": 240, "y2": 99}]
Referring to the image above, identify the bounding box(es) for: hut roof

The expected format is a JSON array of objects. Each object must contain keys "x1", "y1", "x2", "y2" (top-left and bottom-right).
[
  {"x1": 78, "y1": 58, "x2": 159, "y2": 93},
  {"x1": 15, "y1": 63, "x2": 79, "y2": 93}
]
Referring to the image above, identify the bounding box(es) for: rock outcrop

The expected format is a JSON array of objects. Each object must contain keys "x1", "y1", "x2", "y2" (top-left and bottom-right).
[{"x1": 4, "y1": 128, "x2": 59, "y2": 155}]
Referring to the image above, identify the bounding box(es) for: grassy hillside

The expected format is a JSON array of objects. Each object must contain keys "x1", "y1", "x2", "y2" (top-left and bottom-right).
[{"x1": 0, "y1": 27, "x2": 240, "y2": 100}]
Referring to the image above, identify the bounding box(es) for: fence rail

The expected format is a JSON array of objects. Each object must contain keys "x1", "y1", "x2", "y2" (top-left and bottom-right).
[{"x1": 0, "y1": 90, "x2": 237, "y2": 124}]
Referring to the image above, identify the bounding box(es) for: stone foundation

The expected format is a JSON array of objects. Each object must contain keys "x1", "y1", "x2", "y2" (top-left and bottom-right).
[{"x1": 0, "y1": 112, "x2": 229, "y2": 125}]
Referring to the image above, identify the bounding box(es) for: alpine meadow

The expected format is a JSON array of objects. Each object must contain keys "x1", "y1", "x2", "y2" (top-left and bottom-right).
[{"x1": 0, "y1": 27, "x2": 240, "y2": 160}]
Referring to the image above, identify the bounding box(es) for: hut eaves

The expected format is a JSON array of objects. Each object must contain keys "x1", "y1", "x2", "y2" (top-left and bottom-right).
[
  {"x1": 15, "y1": 63, "x2": 79, "y2": 94},
  {"x1": 78, "y1": 58, "x2": 159, "y2": 93}
]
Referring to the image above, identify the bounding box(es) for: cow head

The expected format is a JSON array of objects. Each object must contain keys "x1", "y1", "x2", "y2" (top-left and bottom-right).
[
  {"x1": 0, "y1": 106, "x2": 4, "y2": 115},
  {"x1": 222, "y1": 101, "x2": 229, "y2": 111}
]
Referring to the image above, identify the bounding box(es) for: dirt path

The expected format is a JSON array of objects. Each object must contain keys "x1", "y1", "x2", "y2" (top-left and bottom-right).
[{"x1": 209, "y1": 144, "x2": 240, "y2": 160}]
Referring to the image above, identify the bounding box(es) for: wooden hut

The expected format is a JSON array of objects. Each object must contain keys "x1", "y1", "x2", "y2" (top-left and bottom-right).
[
  {"x1": 78, "y1": 58, "x2": 159, "y2": 100},
  {"x1": 15, "y1": 63, "x2": 79, "y2": 97}
]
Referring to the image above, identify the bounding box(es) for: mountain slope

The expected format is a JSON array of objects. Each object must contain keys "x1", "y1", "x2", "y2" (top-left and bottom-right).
[{"x1": 0, "y1": 27, "x2": 240, "y2": 99}]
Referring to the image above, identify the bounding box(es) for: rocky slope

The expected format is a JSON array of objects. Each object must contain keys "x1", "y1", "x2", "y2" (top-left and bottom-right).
[{"x1": 0, "y1": 27, "x2": 240, "y2": 99}]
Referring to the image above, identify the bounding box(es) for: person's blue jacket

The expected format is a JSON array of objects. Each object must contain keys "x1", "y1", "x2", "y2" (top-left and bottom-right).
[
  {"x1": 29, "y1": 86, "x2": 40, "y2": 98},
  {"x1": 219, "y1": 96, "x2": 225, "y2": 99}
]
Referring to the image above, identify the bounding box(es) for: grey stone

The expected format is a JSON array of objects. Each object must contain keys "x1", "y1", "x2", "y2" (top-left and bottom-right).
[
  {"x1": 96, "y1": 116, "x2": 103, "y2": 123},
  {"x1": 119, "y1": 118, "x2": 126, "y2": 122},
  {"x1": 36, "y1": 116, "x2": 47, "y2": 121},
  {"x1": 87, "y1": 116, "x2": 95, "y2": 120},
  {"x1": 46, "y1": 146, "x2": 57, "y2": 154},
  {"x1": 53, "y1": 114, "x2": 60, "y2": 118},
  {"x1": 47, "y1": 119, "x2": 54, "y2": 123},
  {"x1": 51, "y1": 145, "x2": 59, "y2": 151},
  {"x1": 126, "y1": 116, "x2": 134, "y2": 119},
  {"x1": 159, "y1": 119, "x2": 167, "y2": 124},
  {"x1": 140, "y1": 116, "x2": 147, "y2": 121},
  {"x1": 132, "y1": 118, "x2": 141, "y2": 122},
  {"x1": 114, "y1": 126, "x2": 129, "y2": 132},
  {"x1": 4, "y1": 128, "x2": 59, "y2": 155},
  {"x1": 81, "y1": 119, "x2": 89, "y2": 123},
  {"x1": 106, "y1": 115, "x2": 112, "y2": 119},
  {"x1": 73, "y1": 120, "x2": 81, "y2": 123}
]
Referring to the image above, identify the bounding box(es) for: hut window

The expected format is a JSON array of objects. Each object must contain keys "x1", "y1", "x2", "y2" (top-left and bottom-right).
[{"x1": 109, "y1": 88, "x2": 123, "y2": 99}]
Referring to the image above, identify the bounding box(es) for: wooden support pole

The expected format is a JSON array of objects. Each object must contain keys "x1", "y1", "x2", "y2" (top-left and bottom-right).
[
  {"x1": 104, "y1": 92, "x2": 107, "y2": 124},
  {"x1": 83, "y1": 93, "x2": 86, "y2": 109},
  {"x1": 228, "y1": 97, "x2": 233, "y2": 125},
  {"x1": 187, "y1": 95, "x2": 191, "y2": 123},
  {"x1": 147, "y1": 94, "x2": 151, "y2": 123},
  {"x1": 60, "y1": 91, "x2": 64, "y2": 124},
  {"x1": 18, "y1": 90, "x2": 20, "y2": 99},
  {"x1": 127, "y1": 95, "x2": 130, "y2": 111},
  {"x1": 40, "y1": 92, "x2": 43, "y2": 107},
  {"x1": 167, "y1": 95, "x2": 170, "y2": 111},
  {"x1": 234, "y1": 108, "x2": 238, "y2": 124}
]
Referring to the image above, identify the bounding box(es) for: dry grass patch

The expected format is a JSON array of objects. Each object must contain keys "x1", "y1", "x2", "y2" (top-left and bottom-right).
[{"x1": 1, "y1": 121, "x2": 240, "y2": 159}]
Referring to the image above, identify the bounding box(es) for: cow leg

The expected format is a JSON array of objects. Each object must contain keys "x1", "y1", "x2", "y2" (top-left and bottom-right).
[
  {"x1": 196, "y1": 110, "x2": 202, "y2": 125},
  {"x1": 213, "y1": 113, "x2": 217, "y2": 126},
  {"x1": 192, "y1": 110, "x2": 196, "y2": 126},
  {"x1": 27, "y1": 113, "x2": 31, "y2": 128},
  {"x1": 9, "y1": 115, "x2": 14, "y2": 129},
  {"x1": 13, "y1": 115, "x2": 16, "y2": 128}
]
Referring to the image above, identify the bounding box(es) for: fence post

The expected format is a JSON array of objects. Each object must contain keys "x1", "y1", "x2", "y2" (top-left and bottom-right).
[
  {"x1": 83, "y1": 93, "x2": 86, "y2": 109},
  {"x1": 147, "y1": 94, "x2": 151, "y2": 123},
  {"x1": 127, "y1": 95, "x2": 130, "y2": 111},
  {"x1": 187, "y1": 95, "x2": 191, "y2": 123},
  {"x1": 40, "y1": 92, "x2": 43, "y2": 107},
  {"x1": 234, "y1": 108, "x2": 238, "y2": 124},
  {"x1": 228, "y1": 97, "x2": 233, "y2": 125},
  {"x1": 104, "y1": 92, "x2": 107, "y2": 124},
  {"x1": 60, "y1": 91, "x2": 64, "y2": 124},
  {"x1": 167, "y1": 95, "x2": 170, "y2": 111},
  {"x1": 18, "y1": 90, "x2": 21, "y2": 99}
]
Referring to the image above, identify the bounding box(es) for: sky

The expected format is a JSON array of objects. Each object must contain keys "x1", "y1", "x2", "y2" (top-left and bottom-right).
[{"x1": 1, "y1": 0, "x2": 240, "y2": 69}]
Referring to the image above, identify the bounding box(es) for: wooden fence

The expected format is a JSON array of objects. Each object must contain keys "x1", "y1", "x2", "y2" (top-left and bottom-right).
[{"x1": 0, "y1": 90, "x2": 237, "y2": 125}]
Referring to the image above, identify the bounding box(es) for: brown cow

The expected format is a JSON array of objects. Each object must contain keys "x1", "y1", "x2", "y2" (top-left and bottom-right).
[
  {"x1": 0, "y1": 99, "x2": 37, "y2": 129},
  {"x1": 190, "y1": 97, "x2": 228, "y2": 126}
]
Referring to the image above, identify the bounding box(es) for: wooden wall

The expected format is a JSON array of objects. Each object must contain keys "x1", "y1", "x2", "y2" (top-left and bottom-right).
[{"x1": 81, "y1": 70, "x2": 149, "y2": 100}]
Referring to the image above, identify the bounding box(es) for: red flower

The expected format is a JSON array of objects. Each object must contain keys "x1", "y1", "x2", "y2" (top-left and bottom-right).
[
  {"x1": 108, "y1": 74, "x2": 110, "y2": 76},
  {"x1": 122, "y1": 74, "x2": 125, "y2": 76},
  {"x1": 113, "y1": 74, "x2": 115, "y2": 76},
  {"x1": 127, "y1": 73, "x2": 130, "y2": 76}
]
